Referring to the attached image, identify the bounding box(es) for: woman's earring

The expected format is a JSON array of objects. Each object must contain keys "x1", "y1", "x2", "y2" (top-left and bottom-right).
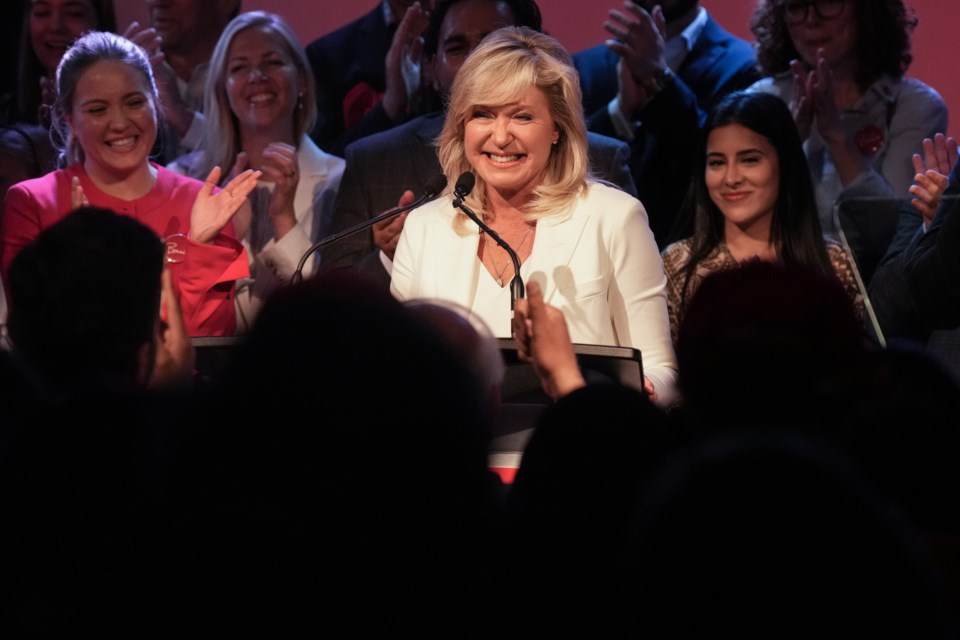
[{"x1": 297, "y1": 93, "x2": 304, "y2": 111}]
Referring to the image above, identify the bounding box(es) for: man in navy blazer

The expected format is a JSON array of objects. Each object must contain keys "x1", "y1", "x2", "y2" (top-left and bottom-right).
[
  {"x1": 870, "y1": 155, "x2": 960, "y2": 370},
  {"x1": 574, "y1": 1, "x2": 760, "y2": 247},
  {"x1": 305, "y1": 1, "x2": 426, "y2": 158},
  {"x1": 319, "y1": 0, "x2": 637, "y2": 289}
]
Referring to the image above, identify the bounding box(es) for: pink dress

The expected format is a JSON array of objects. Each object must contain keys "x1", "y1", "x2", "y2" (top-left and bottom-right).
[{"x1": 2, "y1": 163, "x2": 249, "y2": 336}]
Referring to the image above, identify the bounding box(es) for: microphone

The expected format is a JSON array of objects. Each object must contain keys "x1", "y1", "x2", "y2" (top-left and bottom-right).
[
  {"x1": 453, "y1": 171, "x2": 475, "y2": 203},
  {"x1": 291, "y1": 173, "x2": 447, "y2": 285},
  {"x1": 452, "y1": 171, "x2": 525, "y2": 308}
]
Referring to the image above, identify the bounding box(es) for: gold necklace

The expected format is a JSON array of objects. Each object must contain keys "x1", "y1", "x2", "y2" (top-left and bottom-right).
[{"x1": 487, "y1": 224, "x2": 534, "y2": 287}]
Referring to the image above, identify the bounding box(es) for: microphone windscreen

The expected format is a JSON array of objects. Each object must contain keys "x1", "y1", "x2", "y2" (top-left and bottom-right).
[
  {"x1": 455, "y1": 171, "x2": 476, "y2": 198},
  {"x1": 424, "y1": 173, "x2": 447, "y2": 198}
]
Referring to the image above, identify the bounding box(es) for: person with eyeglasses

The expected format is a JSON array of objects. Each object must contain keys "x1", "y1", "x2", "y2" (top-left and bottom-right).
[{"x1": 747, "y1": 0, "x2": 947, "y2": 258}]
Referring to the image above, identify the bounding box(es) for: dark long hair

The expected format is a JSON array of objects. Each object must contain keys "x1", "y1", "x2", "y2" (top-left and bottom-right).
[
  {"x1": 673, "y1": 90, "x2": 832, "y2": 305},
  {"x1": 751, "y1": 0, "x2": 916, "y2": 90}
]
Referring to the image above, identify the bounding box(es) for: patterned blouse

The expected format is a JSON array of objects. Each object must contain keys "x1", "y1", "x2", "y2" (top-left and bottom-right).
[{"x1": 660, "y1": 239, "x2": 865, "y2": 344}]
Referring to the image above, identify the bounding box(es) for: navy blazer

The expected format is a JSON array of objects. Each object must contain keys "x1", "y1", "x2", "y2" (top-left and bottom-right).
[
  {"x1": 305, "y1": 4, "x2": 396, "y2": 158},
  {"x1": 319, "y1": 111, "x2": 638, "y2": 288},
  {"x1": 871, "y1": 159, "x2": 960, "y2": 341},
  {"x1": 573, "y1": 13, "x2": 760, "y2": 247}
]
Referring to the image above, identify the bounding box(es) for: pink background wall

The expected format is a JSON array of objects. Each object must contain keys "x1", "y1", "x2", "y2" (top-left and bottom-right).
[{"x1": 117, "y1": 0, "x2": 958, "y2": 140}]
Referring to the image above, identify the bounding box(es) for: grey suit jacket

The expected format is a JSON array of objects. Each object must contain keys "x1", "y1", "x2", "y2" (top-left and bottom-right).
[{"x1": 319, "y1": 111, "x2": 637, "y2": 288}]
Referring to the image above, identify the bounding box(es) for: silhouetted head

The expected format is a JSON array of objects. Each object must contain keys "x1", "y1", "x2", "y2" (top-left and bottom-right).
[
  {"x1": 7, "y1": 206, "x2": 164, "y2": 391},
  {"x1": 675, "y1": 260, "x2": 867, "y2": 428},
  {"x1": 185, "y1": 269, "x2": 504, "y2": 635},
  {"x1": 624, "y1": 429, "x2": 956, "y2": 638}
]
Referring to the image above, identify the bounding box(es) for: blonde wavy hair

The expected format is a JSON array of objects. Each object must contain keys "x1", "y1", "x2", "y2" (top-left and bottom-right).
[{"x1": 437, "y1": 26, "x2": 591, "y2": 230}]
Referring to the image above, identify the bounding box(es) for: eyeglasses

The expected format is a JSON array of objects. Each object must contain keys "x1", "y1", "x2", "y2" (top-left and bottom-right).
[{"x1": 782, "y1": 0, "x2": 845, "y2": 24}]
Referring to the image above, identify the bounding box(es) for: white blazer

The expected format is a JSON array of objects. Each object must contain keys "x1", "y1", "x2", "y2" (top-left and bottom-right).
[
  {"x1": 237, "y1": 136, "x2": 345, "y2": 333},
  {"x1": 391, "y1": 182, "x2": 678, "y2": 404},
  {"x1": 166, "y1": 136, "x2": 346, "y2": 332}
]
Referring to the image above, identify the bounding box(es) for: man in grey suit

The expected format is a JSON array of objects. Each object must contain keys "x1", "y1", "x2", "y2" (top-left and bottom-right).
[{"x1": 319, "y1": 0, "x2": 638, "y2": 288}]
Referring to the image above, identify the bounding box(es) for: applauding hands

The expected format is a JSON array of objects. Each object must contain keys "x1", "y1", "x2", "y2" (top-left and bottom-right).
[
  {"x1": 603, "y1": 2, "x2": 669, "y2": 115},
  {"x1": 909, "y1": 133, "x2": 959, "y2": 225},
  {"x1": 148, "y1": 268, "x2": 196, "y2": 389},
  {"x1": 229, "y1": 144, "x2": 301, "y2": 240},
  {"x1": 190, "y1": 166, "x2": 262, "y2": 244}
]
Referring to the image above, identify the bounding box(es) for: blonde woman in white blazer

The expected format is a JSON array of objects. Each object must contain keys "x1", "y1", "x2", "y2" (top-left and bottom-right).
[
  {"x1": 390, "y1": 27, "x2": 677, "y2": 406},
  {"x1": 169, "y1": 11, "x2": 344, "y2": 333}
]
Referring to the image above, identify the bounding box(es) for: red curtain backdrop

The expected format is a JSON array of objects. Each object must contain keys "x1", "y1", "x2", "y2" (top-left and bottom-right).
[{"x1": 116, "y1": 0, "x2": 957, "y2": 140}]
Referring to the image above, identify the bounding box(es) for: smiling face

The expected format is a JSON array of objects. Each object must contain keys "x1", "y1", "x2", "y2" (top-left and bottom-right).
[
  {"x1": 464, "y1": 84, "x2": 558, "y2": 202},
  {"x1": 29, "y1": 0, "x2": 98, "y2": 75},
  {"x1": 65, "y1": 60, "x2": 157, "y2": 182},
  {"x1": 705, "y1": 123, "x2": 781, "y2": 237},
  {"x1": 785, "y1": 0, "x2": 858, "y2": 68},
  {"x1": 224, "y1": 26, "x2": 303, "y2": 140}
]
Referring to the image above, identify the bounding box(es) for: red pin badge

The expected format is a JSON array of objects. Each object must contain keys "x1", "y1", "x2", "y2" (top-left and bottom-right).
[{"x1": 853, "y1": 125, "x2": 884, "y2": 154}]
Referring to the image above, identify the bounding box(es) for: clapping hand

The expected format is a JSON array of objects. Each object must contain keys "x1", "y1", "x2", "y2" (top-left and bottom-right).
[
  {"x1": 123, "y1": 21, "x2": 195, "y2": 136},
  {"x1": 373, "y1": 190, "x2": 412, "y2": 260},
  {"x1": 230, "y1": 143, "x2": 300, "y2": 240},
  {"x1": 260, "y1": 142, "x2": 300, "y2": 239},
  {"x1": 382, "y1": 1, "x2": 430, "y2": 122},
  {"x1": 792, "y1": 48, "x2": 844, "y2": 145},
  {"x1": 70, "y1": 176, "x2": 90, "y2": 210},
  {"x1": 190, "y1": 166, "x2": 262, "y2": 244},
  {"x1": 604, "y1": 1, "x2": 668, "y2": 114},
  {"x1": 808, "y1": 49, "x2": 845, "y2": 145},
  {"x1": 148, "y1": 268, "x2": 195, "y2": 389},
  {"x1": 910, "y1": 132, "x2": 959, "y2": 225},
  {"x1": 123, "y1": 21, "x2": 164, "y2": 65},
  {"x1": 790, "y1": 58, "x2": 815, "y2": 140}
]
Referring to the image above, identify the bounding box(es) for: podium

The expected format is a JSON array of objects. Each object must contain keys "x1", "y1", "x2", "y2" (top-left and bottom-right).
[
  {"x1": 191, "y1": 336, "x2": 643, "y2": 395},
  {"x1": 191, "y1": 336, "x2": 644, "y2": 475},
  {"x1": 489, "y1": 338, "x2": 644, "y2": 474}
]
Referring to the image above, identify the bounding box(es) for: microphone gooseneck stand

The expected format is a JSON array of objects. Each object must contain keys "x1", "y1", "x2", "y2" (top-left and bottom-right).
[
  {"x1": 290, "y1": 173, "x2": 448, "y2": 285},
  {"x1": 451, "y1": 171, "x2": 525, "y2": 309}
]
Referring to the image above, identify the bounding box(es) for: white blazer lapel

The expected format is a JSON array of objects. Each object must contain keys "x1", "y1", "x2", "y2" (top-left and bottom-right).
[
  {"x1": 293, "y1": 137, "x2": 334, "y2": 217},
  {"x1": 526, "y1": 211, "x2": 589, "y2": 303},
  {"x1": 432, "y1": 220, "x2": 482, "y2": 308}
]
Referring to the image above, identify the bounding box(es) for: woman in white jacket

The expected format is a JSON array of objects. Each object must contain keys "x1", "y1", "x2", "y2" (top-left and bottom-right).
[
  {"x1": 390, "y1": 26, "x2": 677, "y2": 406},
  {"x1": 170, "y1": 11, "x2": 344, "y2": 333}
]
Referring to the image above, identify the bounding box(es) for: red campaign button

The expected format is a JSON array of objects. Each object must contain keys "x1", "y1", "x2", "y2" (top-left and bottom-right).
[
  {"x1": 853, "y1": 125, "x2": 884, "y2": 154},
  {"x1": 164, "y1": 233, "x2": 188, "y2": 264}
]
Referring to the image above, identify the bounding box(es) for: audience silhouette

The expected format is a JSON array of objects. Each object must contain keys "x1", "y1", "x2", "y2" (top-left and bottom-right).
[
  {"x1": 176, "y1": 269, "x2": 505, "y2": 636},
  {"x1": 623, "y1": 430, "x2": 959, "y2": 638}
]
